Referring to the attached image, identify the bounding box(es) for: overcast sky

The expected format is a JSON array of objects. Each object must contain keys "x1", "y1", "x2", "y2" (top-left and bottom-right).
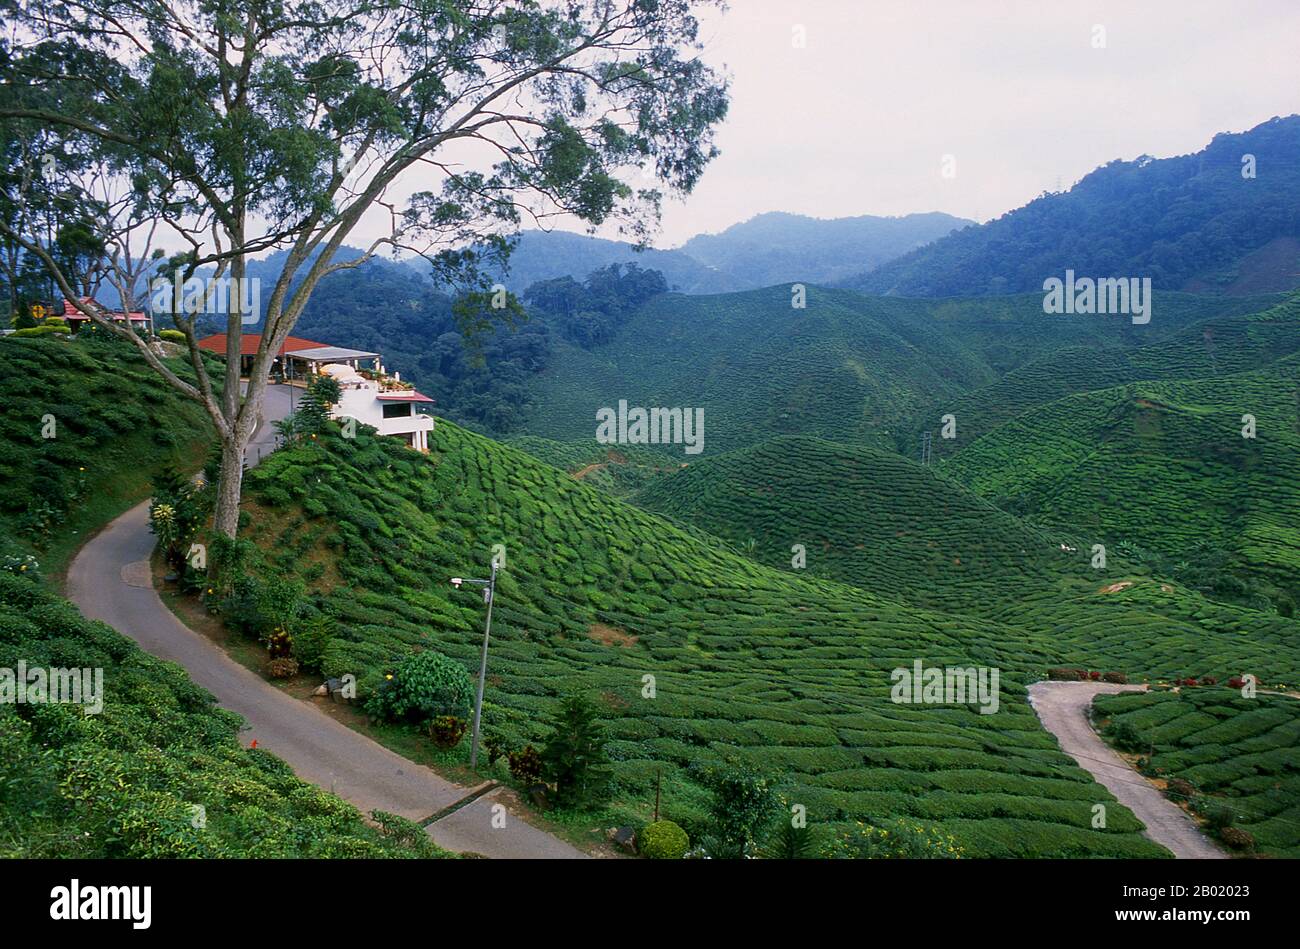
[{"x1": 638, "y1": 0, "x2": 1300, "y2": 245}]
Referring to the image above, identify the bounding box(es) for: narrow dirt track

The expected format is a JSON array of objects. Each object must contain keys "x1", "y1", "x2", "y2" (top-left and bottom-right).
[
  {"x1": 67, "y1": 384, "x2": 585, "y2": 859},
  {"x1": 1028, "y1": 681, "x2": 1225, "y2": 859}
]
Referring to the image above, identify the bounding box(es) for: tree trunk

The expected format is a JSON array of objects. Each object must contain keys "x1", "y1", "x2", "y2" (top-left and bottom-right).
[{"x1": 212, "y1": 433, "x2": 247, "y2": 539}]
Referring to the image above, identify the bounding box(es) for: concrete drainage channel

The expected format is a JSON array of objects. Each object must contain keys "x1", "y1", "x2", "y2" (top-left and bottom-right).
[
  {"x1": 417, "y1": 783, "x2": 589, "y2": 859},
  {"x1": 420, "y1": 781, "x2": 501, "y2": 827}
]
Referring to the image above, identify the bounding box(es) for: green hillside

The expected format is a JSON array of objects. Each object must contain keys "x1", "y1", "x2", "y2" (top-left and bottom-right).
[
  {"x1": 1093, "y1": 688, "x2": 1300, "y2": 858},
  {"x1": 0, "y1": 336, "x2": 449, "y2": 859},
  {"x1": 517, "y1": 285, "x2": 1280, "y2": 455},
  {"x1": 911, "y1": 293, "x2": 1300, "y2": 460},
  {"x1": 943, "y1": 358, "x2": 1300, "y2": 611},
  {"x1": 633, "y1": 435, "x2": 1087, "y2": 611},
  {"x1": 0, "y1": 573, "x2": 446, "y2": 858},
  {"x1": 0, "y1": 336, "x2": 214, "y2": 576},
  {"x1": 230, "y1": 418, "x2": 1300, "y2": 855}
]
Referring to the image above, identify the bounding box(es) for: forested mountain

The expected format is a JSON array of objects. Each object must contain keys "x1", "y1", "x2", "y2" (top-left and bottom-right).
[
  {"x1": 851, "y1": 115, "x2": 1300, "y2": 297},
  {"x1": 681, "y1": 211, "x2": 970, "y2": 288}
]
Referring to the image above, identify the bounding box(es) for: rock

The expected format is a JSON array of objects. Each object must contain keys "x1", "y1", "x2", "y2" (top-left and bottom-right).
[
  {"x1": 611, "y1": 826, "x2": 637, "y2": 852},
  {"x1": 312, "y1": 683, "x2": 329, "y2": 697}
]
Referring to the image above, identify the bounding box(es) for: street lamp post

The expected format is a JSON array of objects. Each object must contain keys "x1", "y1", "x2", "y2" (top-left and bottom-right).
[{"x1": 451, "y1": 560, "x2": 498, "y2": 771}]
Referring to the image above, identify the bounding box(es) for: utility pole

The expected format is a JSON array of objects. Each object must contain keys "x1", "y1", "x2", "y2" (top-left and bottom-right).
[{"x1": 450, "y1": 559, "x2": 499, "y2": 770}]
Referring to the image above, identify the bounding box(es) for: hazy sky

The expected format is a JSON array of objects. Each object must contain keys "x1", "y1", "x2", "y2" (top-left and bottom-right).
[{"x1": 639, "y1": 0, "x2": 1300, "y2": 246}]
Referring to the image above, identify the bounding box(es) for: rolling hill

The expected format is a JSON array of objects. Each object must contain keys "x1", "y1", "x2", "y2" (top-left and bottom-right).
[
  {"x1": 515, "y1": 285, "x2": 1281, "y2": 453},
  {"x1": 942, "y1": 357, "x2": 1300, "y2": 611},
  {"x1": 228, "y1": 416, "x2": 1300, "y2": 856},
  {"x1": 906, "y1": 292, "x2": 1300, "y2": 460}
]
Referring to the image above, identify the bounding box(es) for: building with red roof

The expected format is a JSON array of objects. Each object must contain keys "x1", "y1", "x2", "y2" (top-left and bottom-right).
[
  {"x1": 62, "y1": 297, "x2": 148, "y2": 326},
  {"x1": 199, "y1": 332, "x2": 436, "y2": 452}
]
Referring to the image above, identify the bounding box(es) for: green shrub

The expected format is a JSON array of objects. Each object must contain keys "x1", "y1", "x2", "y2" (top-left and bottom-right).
[
  {"x1": 1204, "y1": 804, "x2": 1236, "y2": 830},
  {"x1": 639, "y1": 820, "x2": 689, "y2": 859},
  {"x1": 366, "y1": 650, "x2": 474, "y2": 724},
  {"x1": 692, "y1": 760, "x2": 779, "y2": 854},
  {"x1": 158, "y1": 329, "x2": 187, "y2": 343},
  {"x1": 1104, "y1": 720, "x2": 1146, "y2": 753}
]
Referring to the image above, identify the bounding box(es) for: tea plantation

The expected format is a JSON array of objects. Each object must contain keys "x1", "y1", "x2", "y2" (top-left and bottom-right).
[
  {"x1": 0, "y1": 572, "x2": 448, "y2": 858},
  {"x1": 943, "y1": 357, "x2": 1300, "y2": 609},
  {"x1": 1093, "y1": 688, "x2": 1300, "y2": 857},
  {"x1": 518, "y1": 285, "x2": 1280, "y2": 454},
  {"x1": 910, "y1": 293, "x2": 1300, "y2": 462},
  {"x1": 0, "y1": 336, "x2": 214, "y2": 574},
  {"x1": 236, "y1": 419, "x2": 1300, "y2": 856}
]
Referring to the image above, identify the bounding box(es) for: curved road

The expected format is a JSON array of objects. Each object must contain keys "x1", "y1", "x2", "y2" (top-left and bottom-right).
[
  {"x1": 67, "y1": 383, "x2": 584, "y2": 859},
  {"x1": 1028, "y1": 681, "x2": 1225, "y2": 859}
]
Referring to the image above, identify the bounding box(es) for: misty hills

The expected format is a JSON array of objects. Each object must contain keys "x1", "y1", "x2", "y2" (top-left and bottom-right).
[{"x1": 399, "y1": 211, "x2": 971, "y2": 295}]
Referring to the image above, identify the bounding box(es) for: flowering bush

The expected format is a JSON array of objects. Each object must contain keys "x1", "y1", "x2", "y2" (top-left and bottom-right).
[
  {"x1": 364, "y1": 650, "x2": 474, "y2": 724},
  {"x1": 1, "y1": 550, "x2": 40, "y2": 580},
  {"x1": 834, "y1": 818, "x2": 963, "y2": 859},
  {"x1": 265, "y1": 627, "x2": 294, "y2": 659}
]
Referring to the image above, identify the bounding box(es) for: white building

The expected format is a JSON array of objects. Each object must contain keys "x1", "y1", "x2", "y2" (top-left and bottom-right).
[{"x1": 322, "y1": 362, "x2": 435, "y2": 452}]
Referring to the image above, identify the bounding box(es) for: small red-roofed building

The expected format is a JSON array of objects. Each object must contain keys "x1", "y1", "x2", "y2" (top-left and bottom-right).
[{"x1": 61, "y1": 297, "x2": 149, "y2": 329}]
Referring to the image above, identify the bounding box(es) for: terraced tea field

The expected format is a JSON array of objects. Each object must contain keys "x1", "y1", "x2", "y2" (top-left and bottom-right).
[
  {"x1": 1093, "y1": 688, "x2": 1300, "y2": 857},
  {"x1": 943, "y1": 357, "x2": 1300, "y2": 606},
  {"x1": 634, "y1": 435, "x2": 1098, "y2": 611},
  {"x1": 0, "y1": 337, "x2": 214, "y2": 572},
  {"x1": 910, "y1": 294, "x2": 1300, "y2": 460},
  {"x1": 238, "y1": 421, "x2": 1300, "y2": 856},
  {"x1": 519, "y1": 286, "x2": 1281, "y2": 455}
]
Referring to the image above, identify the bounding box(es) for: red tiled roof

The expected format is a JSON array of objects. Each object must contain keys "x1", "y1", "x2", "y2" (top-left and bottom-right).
[
  {"x1": 376, "y1": 391, "x2": 435, "y2": 403},
  {"x1": 196, "y1": 333, "x2": 332, "y2": 357}
]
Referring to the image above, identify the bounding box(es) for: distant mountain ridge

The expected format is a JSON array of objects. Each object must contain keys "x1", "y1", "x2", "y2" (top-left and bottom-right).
[
  {"x1": 399, "y1": 210, "x2": 971, "y2": 294},
  {"x1": 678, "y1": 211, "x2": 971, "y2": 288},
  {"x1": 850, "y1": 115, "x2": 1300, "y2": 297}
]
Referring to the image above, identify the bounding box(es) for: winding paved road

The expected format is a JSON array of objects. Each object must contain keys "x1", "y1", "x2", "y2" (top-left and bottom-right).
[
  {"x1": 1028, "y1": 681, "x2": 1225, "y2": 859},
  {"x1": 67, "y1": 383, "x2": 585, "y2": 859}
]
